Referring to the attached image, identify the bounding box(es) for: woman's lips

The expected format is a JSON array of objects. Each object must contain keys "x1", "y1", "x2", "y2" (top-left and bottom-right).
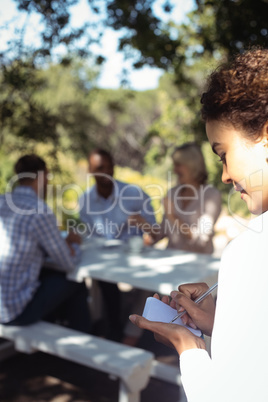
[
  {"x1": 234, "y1": 184, "x2": 247, "y2": 199},
  {"x1": 240, "y1": 190, "x2": 247, "y2": 199}
]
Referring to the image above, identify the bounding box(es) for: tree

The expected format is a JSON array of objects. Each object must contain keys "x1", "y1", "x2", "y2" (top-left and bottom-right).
[
  {"x1": 1, "y1": 0, "x2": 267, "y2": 156},
  {"x1": 81, "y1": 87, "x2": 163, "y2": 170},
  {"x1": 103, "y1": 0, "x2": 268, "y2": 61},
  {"x1": 4, "y1": 0, "x2": 268, "y2": 82},
  {"x1": 0, "y1": 59, "x2": 59, "y2": 146},
  {"x1": 0, "y1": 58, "x2": 99, "y2": 151},
  {"x1": 195, "y1": 0, "x2": 268, "y2": 55}
]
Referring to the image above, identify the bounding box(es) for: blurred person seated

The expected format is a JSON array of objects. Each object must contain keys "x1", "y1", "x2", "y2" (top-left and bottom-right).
[
  {"x1": 78, "y1": 148, "x2": 156, "y2": 344},
  {"x1": 79, "y1": 148, "x2": 156, "y2": 240},
  {"x1": 150, "y1": 142, "x2": 222, "y2": 254},
  {"x1": 0, "y1": 154, "x2": 91, "y2": 333}
]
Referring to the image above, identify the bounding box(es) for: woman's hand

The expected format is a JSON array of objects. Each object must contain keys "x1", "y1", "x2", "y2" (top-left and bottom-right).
[
  {"x1": 170, "y1": 282, "x2": 216, "y2": 336},
  {"x1": 129, "y1": 296, "x2": 206, "y2": 355},
  {"x1": 163, "y1": 197, "x2": 176, "y2": 221},
  {"x1": 66, "y1": 230, "x2": 82, "y2": 245}
]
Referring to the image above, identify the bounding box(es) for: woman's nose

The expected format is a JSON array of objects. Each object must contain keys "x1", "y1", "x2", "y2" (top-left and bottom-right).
[{"x1": 221, "y1": 165, "x2": 232, "y2": 184}]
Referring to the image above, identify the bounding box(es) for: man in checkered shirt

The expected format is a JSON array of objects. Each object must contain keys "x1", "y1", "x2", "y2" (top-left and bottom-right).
[{"x1": 0, "y1": 154, "x2": 91, "y2": 332}]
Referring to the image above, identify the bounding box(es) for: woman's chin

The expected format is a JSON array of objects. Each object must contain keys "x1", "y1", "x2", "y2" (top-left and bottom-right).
[{"x1": 245, "y1": 201, "x2": 265, "y2": 215}]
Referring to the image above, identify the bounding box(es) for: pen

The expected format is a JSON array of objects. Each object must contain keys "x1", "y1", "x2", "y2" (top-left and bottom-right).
[{"x1": 169, "y1": 282, "x2": 218, "y2": 323}]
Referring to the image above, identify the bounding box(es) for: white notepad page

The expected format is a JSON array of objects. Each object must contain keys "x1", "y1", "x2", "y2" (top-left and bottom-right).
[{"x1": 142, "y1": 297, "x2": 202, "y2": 337}]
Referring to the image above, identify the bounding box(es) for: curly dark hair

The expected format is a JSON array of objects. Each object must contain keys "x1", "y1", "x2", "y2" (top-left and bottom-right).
[{"x1": 201, "y1": 48, "x2": 268, "y2": 138}]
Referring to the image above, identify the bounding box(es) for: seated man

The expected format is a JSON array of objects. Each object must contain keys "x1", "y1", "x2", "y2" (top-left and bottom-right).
[
  {"x1": 79, "y1": 148, "x2": 156, "y2": 240},
  {"x1": 78, "y1": 148, "x2": 156, "y2": 343},
  {"x1": 0, "y1": 154, "x2": 91, "y2": 333}
]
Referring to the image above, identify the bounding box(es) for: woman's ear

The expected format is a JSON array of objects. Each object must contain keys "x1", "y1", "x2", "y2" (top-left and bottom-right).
[
  {"x1": 264, "y1": 121, "x2": 268, "y2": 136},
  {"x1": 261, "y1": 122, "x2": 268, "y2": 148},
  {"x1": 262, "y1": 123, "x2": 268, "y2": 166}
]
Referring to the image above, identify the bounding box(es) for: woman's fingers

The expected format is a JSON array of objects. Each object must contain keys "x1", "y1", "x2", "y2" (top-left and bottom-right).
[
  {"x1": 129, "y1": 314, "x2": 163, "y2": 334},
  {"x1": 129, "y1": 314, "x2": 206, "y2": 354},
  {"x1": 169, "y1": 284, "x2": 216, "y2": 336},
  {"x1": 153, "y1": 293, "x2": 170, "y2": 305},
  {"x1": 161, "y1": 295, "x2": 170, "y2": 305}
]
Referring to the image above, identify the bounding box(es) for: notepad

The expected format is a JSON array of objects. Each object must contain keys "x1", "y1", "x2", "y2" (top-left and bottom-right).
[{"x1": 142, "y1": 297, "x2": 202, "y2": 337}]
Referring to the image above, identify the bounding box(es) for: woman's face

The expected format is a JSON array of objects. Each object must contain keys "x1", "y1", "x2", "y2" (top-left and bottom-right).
[
  {"x1": 206, "y1": 120, "x2": 268, "y2": 214},
  {"x1": 173, "y1": 162, "x2": 195, "y2": 185}
]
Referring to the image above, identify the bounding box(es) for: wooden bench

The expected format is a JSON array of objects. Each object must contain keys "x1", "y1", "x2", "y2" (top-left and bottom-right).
[{"x1": 0, "y1": 321, "x2": 153, "y2": 402}]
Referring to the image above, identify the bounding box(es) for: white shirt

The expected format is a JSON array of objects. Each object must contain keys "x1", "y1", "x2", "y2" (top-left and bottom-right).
[{"x1": 180, "y1": 211, "x2": 268, "y2": 401}]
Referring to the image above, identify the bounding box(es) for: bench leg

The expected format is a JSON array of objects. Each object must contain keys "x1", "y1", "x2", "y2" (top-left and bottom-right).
[{"x1": 118, "y1": 382, "x2": 140, "y2": 402}]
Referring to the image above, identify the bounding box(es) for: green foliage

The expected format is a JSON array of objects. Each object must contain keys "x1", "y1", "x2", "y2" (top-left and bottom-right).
[
  {"x1": 9, "y1": 0, "x2": 267, "y2": 93},
  {"x1": 87, "y1": 88, "x2": 163, "y2": 171},
  {"x1": 0, "y1": 59, "x2": 59, "y2": 144},
  {"x1": 1, "y1": 0, "x2": 265, "y2": 223},
  {"x1": 15, "y1": 0, "x2": 91, "y2": 60},
  {"x1": 32, "y1": 61, "x2": 103, "y2": 156},
  {"x1": 195, "y1": 0, "x2": 268, "y2": 55},
  {"x1": 0, "y1": 151, "x2": 17, "y2": 194},
  {"x1": 106, "y1": 0, "x2": 181, "y2": 70}
]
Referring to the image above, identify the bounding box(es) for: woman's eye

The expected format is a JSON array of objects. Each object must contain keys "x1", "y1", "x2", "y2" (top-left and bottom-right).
[{"x1": 218, "y1": 153, "x2": 226, "y2": 164}]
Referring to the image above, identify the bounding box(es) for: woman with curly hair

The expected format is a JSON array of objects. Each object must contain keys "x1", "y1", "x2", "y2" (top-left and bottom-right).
[{"x1": 129, "y1": 48, "x2": 268, "y2": 401}]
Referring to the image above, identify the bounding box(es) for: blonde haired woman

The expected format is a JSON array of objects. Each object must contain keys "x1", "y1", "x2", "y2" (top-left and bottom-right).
[{"x1": 157, "y1": 142, "x2": 221, "y2": 254}]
